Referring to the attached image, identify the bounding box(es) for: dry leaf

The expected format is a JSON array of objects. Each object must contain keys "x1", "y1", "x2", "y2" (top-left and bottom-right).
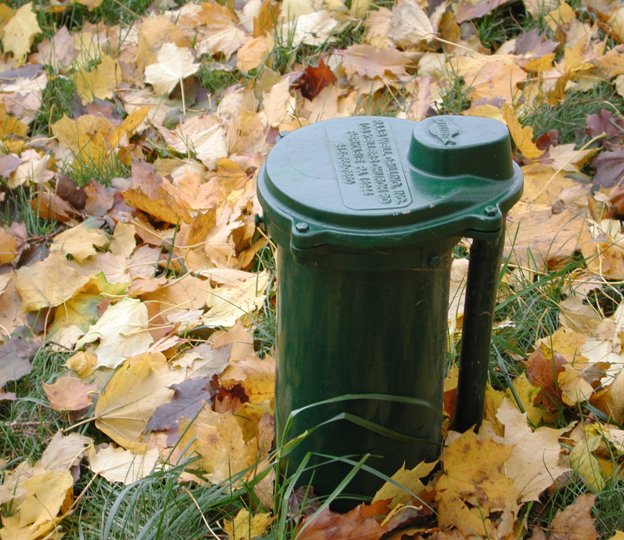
[
  {"x1": 224, "y1": 508, "x2": 273, "y2": 540},
  {"x1": 43, "y1": 376, "x2": 98, "y2": 411},
  {"x1": 76, "y1": 297, "x2": 154, "y2": 369},
  {"x1": 145, "y1": 43, "x2": 200, "y2": 95},
  {"x1": 2, "y1": 2, "x2": 41, "y2": 64},
  {"x1": 94, "y1": 352, "x2": 184, "y2": 449},
  {"x1": 89, "y1": 445, "x2": 160, "y2": 484},
  {"x1": 549, "y1": 494, "x2": 599, "y2": 540}
]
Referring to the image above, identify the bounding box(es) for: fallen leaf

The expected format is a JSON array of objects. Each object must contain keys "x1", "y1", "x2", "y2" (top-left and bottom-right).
[
  {"x1": 39, "y1": 431, "x2": 93, "y2": 473},
  {"x1": 195, "y1": 410, "x2": 259, "y2": 484},
  {"x1": 434, "y1": 430, "x2": 518, "y2": 539},
  {"x1": 2, "y1": 2, "x2": 41, "y2": 64},
  {"x1": 43, "y1": 376, "x2": 98, "y2": 411},
  {"x1": 296, "y1": 58, "x2": 337, "y2": 100},
  {"x1": 0, "y1": 471, "x2": 73, "y2": 540},
  {"x1": 94, "y1": 352, "x2": 184, "y2": 449},
  {"x1": 569, "y1": 435, "x2": 605, "y2": 492},
  {"x1": 558, "y1": 364, "x2": 594, "y2": 405},
  {"x1": 76, "y1": 297, "x2": 154, "y2": 369},
  {"x1": 50, "y1": 218, "x2": 109, "y2": 262},
  {"x1": 496, "y1": 398, "x2": 569, "y2": 501},
  {"x1": 145, "y1": 43, "x2": 200, "y2": 95},
  {"x1": 89, "y1": 444, "x2": 160, "y2": 484},
  {"x1": 224, "y1": 508, "x2": 273, "y2": 540},
  {"x1": 372, "y1": 460, "x2": 438, "y2": 509},
  {"x1": 74, "y1": 54, "x2": 119, "y2": 104},
  {"x1": 549, "y1": 494, "x2": 599, "y2": 540},
  {"x1": 297, "y1": 501, "x2": 388, "y2": 540},
  {"x1": 221, "y1": 355, "x2": 275, "y2": 404},
  {"x1": 502, "y1": 103, "x2": 544, "y2": 160},
  {"x1": 0, "y1": 337, "x2": 38, "y2": 388},
  {"x1": 146, "y1": 376, "x2": 218, "y2": 433},
  {"x1": 236, "y1": 36, "x2": 268, "y2": 73}
]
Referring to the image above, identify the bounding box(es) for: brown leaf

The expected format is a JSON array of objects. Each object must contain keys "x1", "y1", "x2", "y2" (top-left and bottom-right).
[
  {"x1": 591, "y1": 147, "x2": 624, "y2": 188},
  {"x1": 455, "y1": 0, "x2": 513, "y2": 23},
  {"x1": 56, "y1": 174, "x2": 87, "y2": 210},
  {"x1": 527, "y1": 349, "x2": 567, "y2": 409},
  {"x1": 298, "y1": 501, "x2": 388, "y2": 540},
  {"x1": 296, "y1": 58, "x2": 337, "y2": 100},
  {"x1": 0, "y1": 336, "x2": 38, "y2": 387},
  {"x1": 43, "y1": 376, "x2": 98, "y2": 411},
  {"x1": 505, "y1": 208, "x2": 591, "y2": 270},
  {"x1": 549, "y1": 494, "x2": 599, "y2": 540}
]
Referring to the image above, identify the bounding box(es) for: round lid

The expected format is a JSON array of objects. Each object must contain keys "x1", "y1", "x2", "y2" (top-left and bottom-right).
[{"x1": 257, "y1": 116, "x2": 523, "y2": 253}]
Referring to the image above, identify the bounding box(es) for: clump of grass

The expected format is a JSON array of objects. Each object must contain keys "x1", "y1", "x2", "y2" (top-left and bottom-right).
[
  {"x1": 521, "y1": 82, "x2": 624, "y2": 145},
  {"x1": 197, "y1": 64, "x2": 244, "y2": 95},
  {"x1": 0, "y1": 346, "x2": 70, "y2": 462},
  {"x1": 0, "y1": 186, "x2": 60, "y2": 239},
  {"x1": 31, "y1": 74, "x2": 77, "y2": 136}
]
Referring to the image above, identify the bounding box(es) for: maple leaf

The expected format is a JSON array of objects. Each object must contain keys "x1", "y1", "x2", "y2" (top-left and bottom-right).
[
  {"x1": 89, "y1": 445, "x2": 160, "y2": 485},
  {"x1": 49, "y1": 217, "x2": 109, "y2": 262},
  {"x1": 297, "y1": 501, "x2": 388, "y2": 540},
  {"x1": 15, "y1": 251, "x2": 93, "y2": 312},
  {"x1": 591, "y1": 147, "x2": 624, "y2": 188},
  {"x1": 237, "y1": 36, "x2": 269, "y2": 73},
  {"x1": 221, "y1": 355, "x2": 276, "y2": 404},
  {"x1": 38, "y1": 431, "x2": 93, "y2": 473},
  {"x1": 527, "y1": 348, "x2": 567, "y2": 409},
  {"x1": 502, "y1": 103, "x2": 544, "y2": 160},
  {"x1": 549, "y1": 494, "x2": 599, "y2": 540},
  {"x1": 0, "y1": 337, "x2": 38, "y2": 390},
  {"x1": 146, "y1": 376, "x2": 219, "y2": 433},
  {"x1": 195, "y1": 410, "x2": 259, "y2": 484},
  {"x1": 296, "y1": 58, "x2": 337, "y2": 100},
  {"x1": 496, "y1": 398, "x2": 569, "y2": 501},
  {"x1": 2, "y1": 2, "x2": 41, "y2": 64},
  {"x1": 76, "y1": 297, "x2": 154, "y2": 369},
  {"x1": 224, "y1": 508, "x2": 273, "y2": 540},
  {"x1": 372, "y1": 460, "x2": 438, "y2": 509},
  {"x1": 433, "y1": 430, "x2": 519, "y2": 539},
  {"x1": 387, "y1": 0, "x2": 434, "y2": 47},
  {"x1": 74, "y1": 55, "x2": 119, "y2": 104},
  {"x1": 43, "y1": 376, "x2": 98, "y2": 412},
  {"x1": 144, "y1": 43, "x2": 199, "y2": 95},
  {"x1": 94, "y1": 352, "x2": 184, "y2": 450}
]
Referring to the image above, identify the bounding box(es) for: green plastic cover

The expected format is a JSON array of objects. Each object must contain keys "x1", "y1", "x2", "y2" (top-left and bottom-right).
[{"x1": 257, "y1": 115, "x2": 523, "y2": 252}]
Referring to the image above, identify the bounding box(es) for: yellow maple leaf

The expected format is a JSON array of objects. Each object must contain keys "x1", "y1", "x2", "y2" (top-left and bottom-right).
[
  {"x1": 74, "y1": 55, "x2": 119, "y2": 104},
  {"x1": 0, "y1": 471, "x2": 73, "y2": 540},
  {"x1": 76, "y1": 297, "x2": 154, "y2": 370},
  {"x1": 372, "y1": 460, "x2": 438, "y2": 509},
  {"x1": 434, "y1": 430, "x2": 519, "y2": 539},
  {"x1": 224, "y1": 508, "x2": 273, "y2": 540},
  {"x1": 502, "y1": 103, "x2": 544, "y2": 160},
  {"x1": 15, "y1": 251, "x2": 92, "y2": 312},
  {"x1": 2, "y1": 2, "x2": 41, "y2": 64},
  {"x1": 221, "y1": 355, "x2": 275, "y2": 404},
  {"x1": 89, "y1": 444, "x2": 160, "y2": 485},
  {"x1": 49, "y1": 217, "x2": 109, "y2": 262},
  {"x1": 195, "y1": 411, "x2": 259, "y2": 484},
  {"x1": 94, "y1": 352, "x2": 184, "y2": 450}
]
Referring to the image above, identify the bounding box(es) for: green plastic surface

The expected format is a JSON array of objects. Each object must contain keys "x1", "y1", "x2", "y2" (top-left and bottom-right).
[
  {"x1": 257, "y1": 115, "x2": 523, "y2": 509},
  {"x1": 258, "y1": 116, "x2": 523, "y2": 258}
]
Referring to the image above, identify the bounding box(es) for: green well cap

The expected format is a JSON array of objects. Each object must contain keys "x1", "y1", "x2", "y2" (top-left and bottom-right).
[{"x1": 257, "y1": 115, "x2": 523, "y2": 253}]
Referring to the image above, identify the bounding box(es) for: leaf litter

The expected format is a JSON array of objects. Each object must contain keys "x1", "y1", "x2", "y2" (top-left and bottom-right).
[{"x1": 1, "y1": 0, "x2": 624, "y2": 538}]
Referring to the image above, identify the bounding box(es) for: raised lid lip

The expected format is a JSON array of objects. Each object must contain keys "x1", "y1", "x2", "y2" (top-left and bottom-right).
[{"x1": 257, "y1": 115, "x2": 524, "y2": 251}]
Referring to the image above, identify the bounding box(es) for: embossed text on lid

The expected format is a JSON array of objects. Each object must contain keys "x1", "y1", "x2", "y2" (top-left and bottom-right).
[{"x1": 328, "y1": 118, "x2": 412, "y2": 211}]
